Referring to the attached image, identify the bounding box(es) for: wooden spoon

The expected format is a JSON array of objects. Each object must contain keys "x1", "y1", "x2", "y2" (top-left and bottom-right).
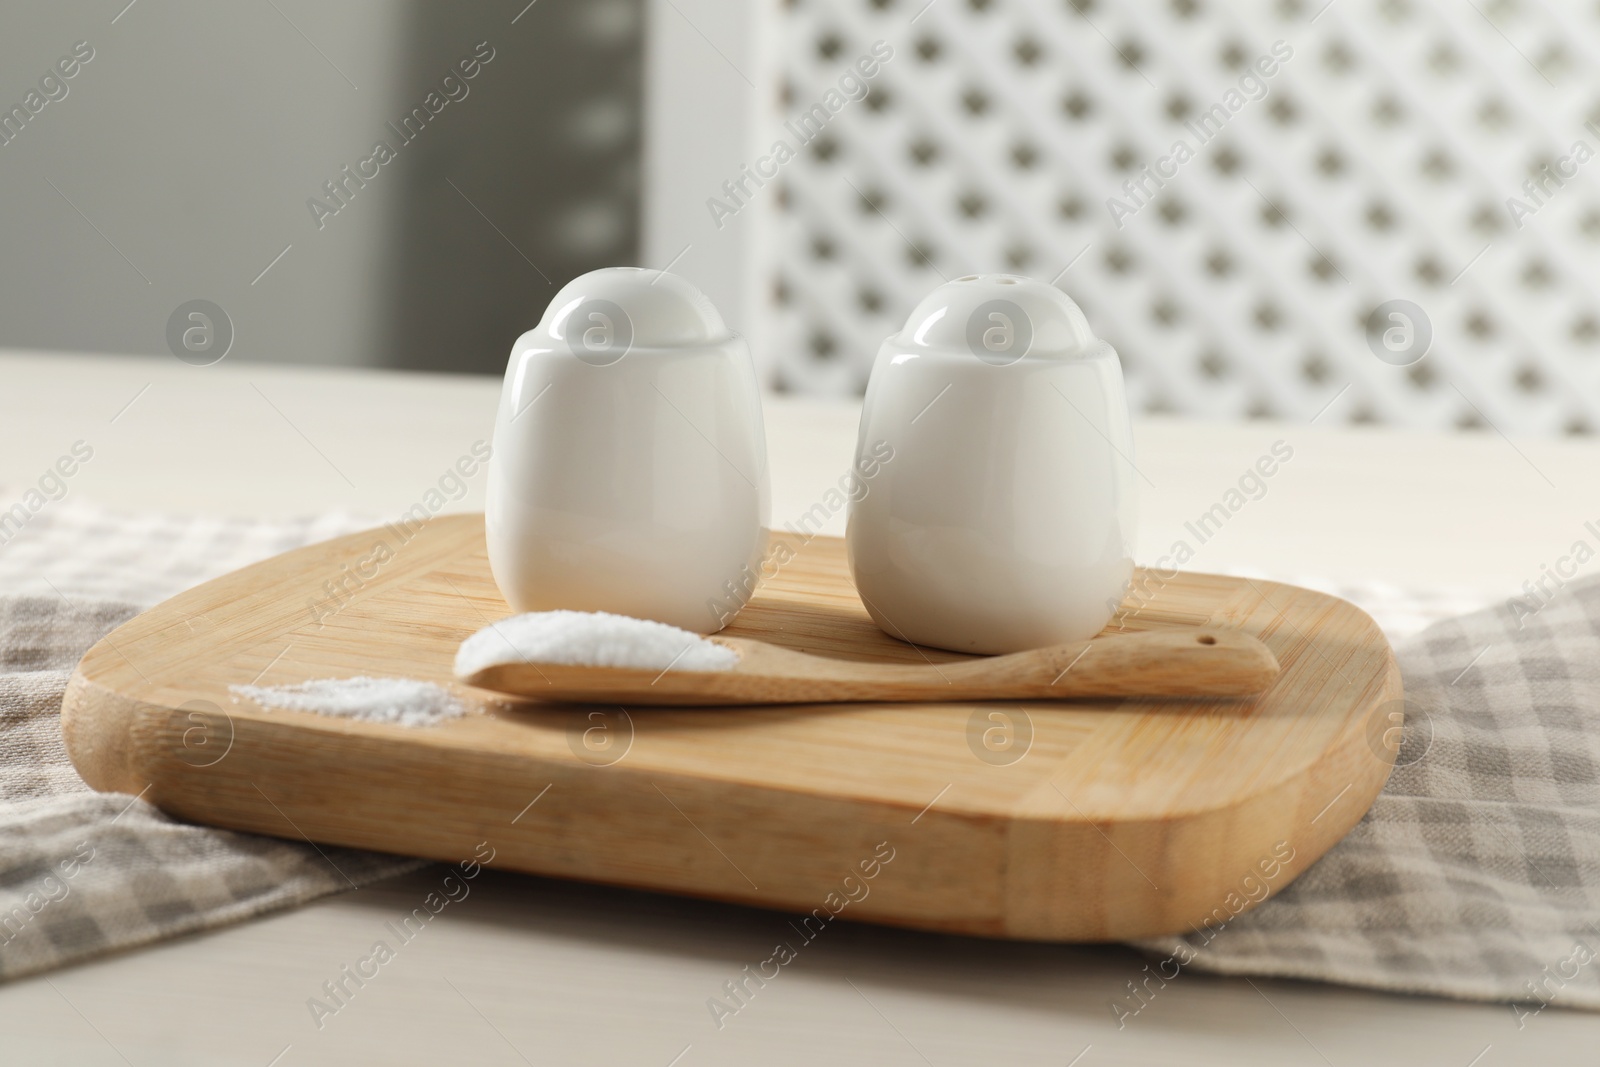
[{"x1": 459, "y1": 627, "x2": 1279, "y2": 706}]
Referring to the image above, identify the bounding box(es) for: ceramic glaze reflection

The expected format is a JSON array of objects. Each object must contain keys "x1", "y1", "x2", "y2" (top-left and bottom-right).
[
  {"x1": 486, "y1": 268, "x2": 769, "y2": 633},
  {"x1": 847, "y1": 274, "x2": 1137, "y2": 654}
]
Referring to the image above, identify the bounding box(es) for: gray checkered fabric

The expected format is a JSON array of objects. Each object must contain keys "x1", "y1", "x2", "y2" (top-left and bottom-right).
[
  {"x1": 5, "y1": 497, "x2": 1595, "y2": 1010},
  {"x1": 1136, "y1": 577, "x2": 1600, "y2": 1014},
  {"x1": 0, "y1": 500, "x2": 422, "y2": 983}
]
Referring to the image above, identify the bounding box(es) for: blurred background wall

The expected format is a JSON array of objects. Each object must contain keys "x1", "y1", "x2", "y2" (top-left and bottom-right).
[
  {"x1": 4, "y1": 0, "x2": 1599, "y2": 438},
  {"x1": 0, "y1": 0, "x2": 640, "y2": 375}
]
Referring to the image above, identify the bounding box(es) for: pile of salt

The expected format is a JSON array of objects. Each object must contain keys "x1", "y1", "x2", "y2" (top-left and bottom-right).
[{"x1": 231, "y1": 676, "x2": 465, "y2": 728}]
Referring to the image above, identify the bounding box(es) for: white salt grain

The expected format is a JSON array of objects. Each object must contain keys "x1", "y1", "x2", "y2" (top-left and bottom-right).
[
  {"x1": 231, "y1": 676, "x2": 465, "y2": 728},
  {"x1": 455, "y1": 610, "x2": 739, "y2": 676}
]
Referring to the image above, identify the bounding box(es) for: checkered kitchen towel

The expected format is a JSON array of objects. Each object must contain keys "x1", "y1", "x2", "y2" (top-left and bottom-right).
[
  {"x1": 1138, "y1": 576, "x2": 1600, "y2": 1014},
  {"x1": 6, "y1": 496, "x2": 1598, "y2": 1014},
  {"x1": 0, "y1": 499, "x2": 423, "y2": 983}
]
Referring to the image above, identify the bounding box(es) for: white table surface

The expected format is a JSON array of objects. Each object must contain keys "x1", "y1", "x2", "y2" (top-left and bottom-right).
[{"x1": 1, "y1": 348, "x2": 1595, "y2": 1064}]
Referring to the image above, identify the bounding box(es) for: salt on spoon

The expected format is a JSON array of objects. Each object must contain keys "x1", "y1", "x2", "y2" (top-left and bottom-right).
[{"x1": 454, "y1": 610, "x2": 740, "y2": 677}]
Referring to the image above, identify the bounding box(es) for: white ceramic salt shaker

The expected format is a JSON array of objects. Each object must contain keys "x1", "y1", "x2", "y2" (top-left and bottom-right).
[
  {"x1": 486, "y1": 268, "x2": 769, "y2": 633},
  {"x1": 846, "y1": 274, "x2": 1137, "y2": 654}
]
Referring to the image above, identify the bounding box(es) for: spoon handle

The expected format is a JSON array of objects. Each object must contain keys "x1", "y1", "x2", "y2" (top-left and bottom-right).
[{"x1": 933, "y1": 629, "x2": 1279, "y2": 698}]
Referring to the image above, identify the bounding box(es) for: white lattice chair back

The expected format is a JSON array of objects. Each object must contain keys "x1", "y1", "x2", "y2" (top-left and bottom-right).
[{"x1": 646, "y1": 0, "x2": 1600, "y2": 438}]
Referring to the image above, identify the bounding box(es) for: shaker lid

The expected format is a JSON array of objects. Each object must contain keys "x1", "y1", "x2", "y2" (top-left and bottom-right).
[
  {"x1": 891, "y1": 274, "x2": 1099, "y2": 363},
  {"x1": 534, "y1": 267, "x2": 732, "y2": 353}
]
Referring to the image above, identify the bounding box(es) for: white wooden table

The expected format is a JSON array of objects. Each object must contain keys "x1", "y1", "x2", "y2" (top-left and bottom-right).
[{"x1": 2, "y1": 349, "x2": 1595, "y2": 1064}]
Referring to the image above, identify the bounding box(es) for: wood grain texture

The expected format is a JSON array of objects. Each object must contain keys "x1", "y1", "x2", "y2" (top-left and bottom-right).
[
  {"x1": 61, "y1": 514, "x2": 1401, "y2": 941},
  {"x1": 464, "y1": 627, "x2": 1282, "y2": 704}
]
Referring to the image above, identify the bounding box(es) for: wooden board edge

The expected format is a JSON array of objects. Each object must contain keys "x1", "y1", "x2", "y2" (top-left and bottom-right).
[
  {"x1": 997, "y1": 647, "x2": 1403, "y2": 940},
  {"x1": 57, "y1": 663, "x2": 1404, "y2": 943},
  {"x1": 61, "y1": 669, "x2": 149, "y2": 797}
]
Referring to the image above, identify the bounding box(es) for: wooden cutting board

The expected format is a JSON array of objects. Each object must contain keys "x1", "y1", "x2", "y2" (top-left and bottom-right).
[{"x1": 62, "y1": 514, "x2": 1400, "y2": 941}]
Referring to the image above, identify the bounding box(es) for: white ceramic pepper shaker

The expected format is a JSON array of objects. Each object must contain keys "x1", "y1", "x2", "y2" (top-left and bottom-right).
[
  {"x1": 846, "y1": 274, "x2": 1137, "y2": 654},
  {"x1": 486, "y1": 268, "x2": 769, "y2": 633}
]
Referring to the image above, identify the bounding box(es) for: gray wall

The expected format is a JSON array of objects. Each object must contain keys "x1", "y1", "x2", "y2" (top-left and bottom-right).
[{"x1": 0, "y1": 0, "x2": 640, "y2": 374}]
